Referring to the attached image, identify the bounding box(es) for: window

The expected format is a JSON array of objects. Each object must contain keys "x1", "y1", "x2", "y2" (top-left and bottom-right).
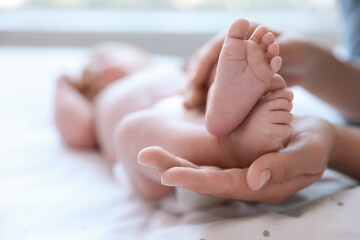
[
  {"x1": 0, "y1": 0, "x2": 339, "y2": 56},
  {"x1": 1, "y1": 0, "x2": 336, "y2": 10}
]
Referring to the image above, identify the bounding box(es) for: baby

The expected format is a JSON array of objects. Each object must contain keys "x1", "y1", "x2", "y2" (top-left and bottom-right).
[
  {"x1": 55, "y1": 18, "x2": 293, "y2": 200},
  {"x1": 55, "y1": 42, "x2": 151, "y2": 149}
]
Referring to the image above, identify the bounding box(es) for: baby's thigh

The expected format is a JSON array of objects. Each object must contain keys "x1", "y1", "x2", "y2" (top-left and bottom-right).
[
  {"x1": 151, "y1": 95, "x2": 204, "y2": 124},
  {"x1": 115, "y1": 96, "x2": 204, "y2": 157},
  {"x1": 95, "y1": 66, "x2": 185, "y2": 162}
]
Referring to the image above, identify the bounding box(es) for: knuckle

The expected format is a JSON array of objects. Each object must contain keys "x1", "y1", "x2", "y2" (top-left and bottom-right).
[{"x1": 281, "y1": 162, "x2": 294, "y2": 180}]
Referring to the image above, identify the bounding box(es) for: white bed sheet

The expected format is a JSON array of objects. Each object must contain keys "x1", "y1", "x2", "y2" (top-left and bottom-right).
[{"x1": 0, "y1": 47, "x2": 359, "y2": 240}]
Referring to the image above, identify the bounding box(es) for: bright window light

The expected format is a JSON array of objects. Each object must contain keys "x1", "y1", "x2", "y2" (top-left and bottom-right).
[
  {"x1": 7, "y1": 0, "x2": 336, "y2": 10},
  {"x1": 0, "y1": 0, "x2": 27, "y2": 9}
]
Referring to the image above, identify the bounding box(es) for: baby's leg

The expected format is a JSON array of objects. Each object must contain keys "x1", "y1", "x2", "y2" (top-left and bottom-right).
[
  {"x1": 95, "y1": 67, "x2": 185, "y2": 164},
  {"x1": 138, "y1": 75, "x2": 293, "y2": 185},
  {"x1": 114, "y1": 108, "x2": 224, "y2": 201},
  {"x1": 219, "y1": 74, "x2": 293, "y2": 168},
  {"x1": 206, "y1": 18, "x2": 282, "y2": 136},
  {"x1": 121, "y1": 76, "x2": 292, "y2": 201},
  {"x1": 55, "y1": 75, "x2": 96, "y2": 148}
]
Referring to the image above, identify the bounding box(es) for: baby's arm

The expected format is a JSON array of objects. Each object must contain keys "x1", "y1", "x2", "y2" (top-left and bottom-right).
[{"x1": 54, "y1": 75, "x2": 96, "y2": 149}]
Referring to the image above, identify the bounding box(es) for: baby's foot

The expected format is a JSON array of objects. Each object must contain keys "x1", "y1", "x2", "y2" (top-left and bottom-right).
[
  {"x1": 206, "y1": 18, "x2": 282, "y2": 136},
  {"x1": 219, "y1": 74, "x2": 293, "y2": 168}
]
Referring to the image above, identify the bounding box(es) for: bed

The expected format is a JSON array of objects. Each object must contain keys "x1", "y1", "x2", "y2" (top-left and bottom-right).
[{"x1": 1, "y1": 47, "x2": 359, "y2": 240}]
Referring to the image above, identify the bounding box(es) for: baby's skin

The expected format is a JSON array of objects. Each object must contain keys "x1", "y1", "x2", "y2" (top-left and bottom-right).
[
  {"x1": 55, "y1": 42, "x2": 150, "y2": 149},
  {"x1": 128, "y1": 19, "x2": 293, "y2": 199},
  {"x1": 206, "y1": 18, "x2": 283, "y2": 136},
  {"x1": 78, "y1": 42, "x2": 150, "y2": 100},
  {"x1": 134, "y1": 72, "x2": 293, "y2": 200},
  {"x1": 55, "y1": 19, "x2": 293, "y2": 200}
]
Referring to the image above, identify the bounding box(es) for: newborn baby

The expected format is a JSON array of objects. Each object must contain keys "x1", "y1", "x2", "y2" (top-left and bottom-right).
[
  {"x1": 72, "y1": 42, "x2": 150, "y2": 100},
  {"x1": 55, "y1": 19, "x2": 293, "y2": 201}
]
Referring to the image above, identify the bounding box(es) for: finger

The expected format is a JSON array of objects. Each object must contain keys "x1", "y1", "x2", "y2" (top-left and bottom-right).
[
  {"x1": 161, "y1": 167, "x2": 252, "y2": 200},
  {"x1": 183, "y1": 84, "x2": 206, "y2": 109},
  {"x1": 161, "y1": 165, "x2": 319, "y2": 204},
  {"x1": 138, "y1": 146, "x2": 198, "y2": 172},
  {"x1": 189, "y1": 34, "x2": 224, "y2": 87},
  {"x1": 247, "y1": 135, "x2": 326, "y2": 191},
  {"x1": 252, "y1": 174, "x2": 320, "y2": 204}
]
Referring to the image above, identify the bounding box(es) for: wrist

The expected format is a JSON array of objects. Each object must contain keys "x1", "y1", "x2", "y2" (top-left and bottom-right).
[
  {"x1": 328, "y1": 124, "x2": 344, "y2": 170},
  {"x1": 299, "y1": 44, "x2": 331, "y2": 89}
]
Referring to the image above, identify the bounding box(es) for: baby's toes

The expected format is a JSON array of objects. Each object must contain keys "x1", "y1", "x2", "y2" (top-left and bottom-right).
[
  {"x1": 265, "y1": 89, "x2": 294, "y2": 102},
  {"x1": 263, "y1": 74, "x2": 286, "y2": 95},
  {"x1": 249, "y1": 25, "x2": 269, "y2": 44},
  {"x1": 227, "y1": 18, "x2": 250, "y2": 40},
  {"x1": 261, "y1": 32, "x2": 275, "y2": 50},
  {"x1": 270, "y1": 56, "x2": 282, "y2": 73},
  {"x1": 266, "y1": 42, "x2": 280, "y2": 59},
  {"x1": 267, "y1": 98, "x2": 293, "y2": 112},
  {"x1": 269, "y1": 111, "x2": 293, "y2": 124}
]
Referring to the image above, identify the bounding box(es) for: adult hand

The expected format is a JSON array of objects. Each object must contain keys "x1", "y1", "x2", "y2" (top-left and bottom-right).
[
  {"x1": 277, "y1": 34, "x2": 325, "y2": 87},
  {"x1": 138, "y1": 116, "x2": 335, "y2": 204}
]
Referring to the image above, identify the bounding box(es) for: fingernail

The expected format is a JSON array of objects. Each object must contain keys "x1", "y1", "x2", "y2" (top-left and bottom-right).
[
  {"x1": 161, "y1": 176, "x2": 177, "y2": 187},
  {"x1": 161, "y1": 180, "x2": 176, "y2": 187},
  {"x1": 138, "y1": 159, "x2": 157, "y2": 170},
  {"x1": 259, "y1": 169, "x2": 271, "y2": 190}
]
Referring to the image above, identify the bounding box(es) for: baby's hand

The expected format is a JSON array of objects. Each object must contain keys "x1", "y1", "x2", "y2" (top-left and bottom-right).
[{"x1": 78, "y1": 42, "x2": 150, "y2": 100}]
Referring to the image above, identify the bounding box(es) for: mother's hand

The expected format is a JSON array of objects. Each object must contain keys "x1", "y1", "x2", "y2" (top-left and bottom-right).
[{"x1": 138, "y1": 116, "x2": 335, "y2": 204}]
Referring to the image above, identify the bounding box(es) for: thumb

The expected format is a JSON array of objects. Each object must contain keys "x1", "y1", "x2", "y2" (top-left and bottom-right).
[{"x1": 246, "y1": 149, "x2": 318, "y2": 191}]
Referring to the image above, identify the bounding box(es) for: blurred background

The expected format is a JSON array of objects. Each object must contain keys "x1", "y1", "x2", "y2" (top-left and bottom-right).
[
  {"x1": 0, "y1": 0, "x2": 341, "y2": 156},
  {"x1": 0, "y1": 0, "x2": 339, "y2": 56}
]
